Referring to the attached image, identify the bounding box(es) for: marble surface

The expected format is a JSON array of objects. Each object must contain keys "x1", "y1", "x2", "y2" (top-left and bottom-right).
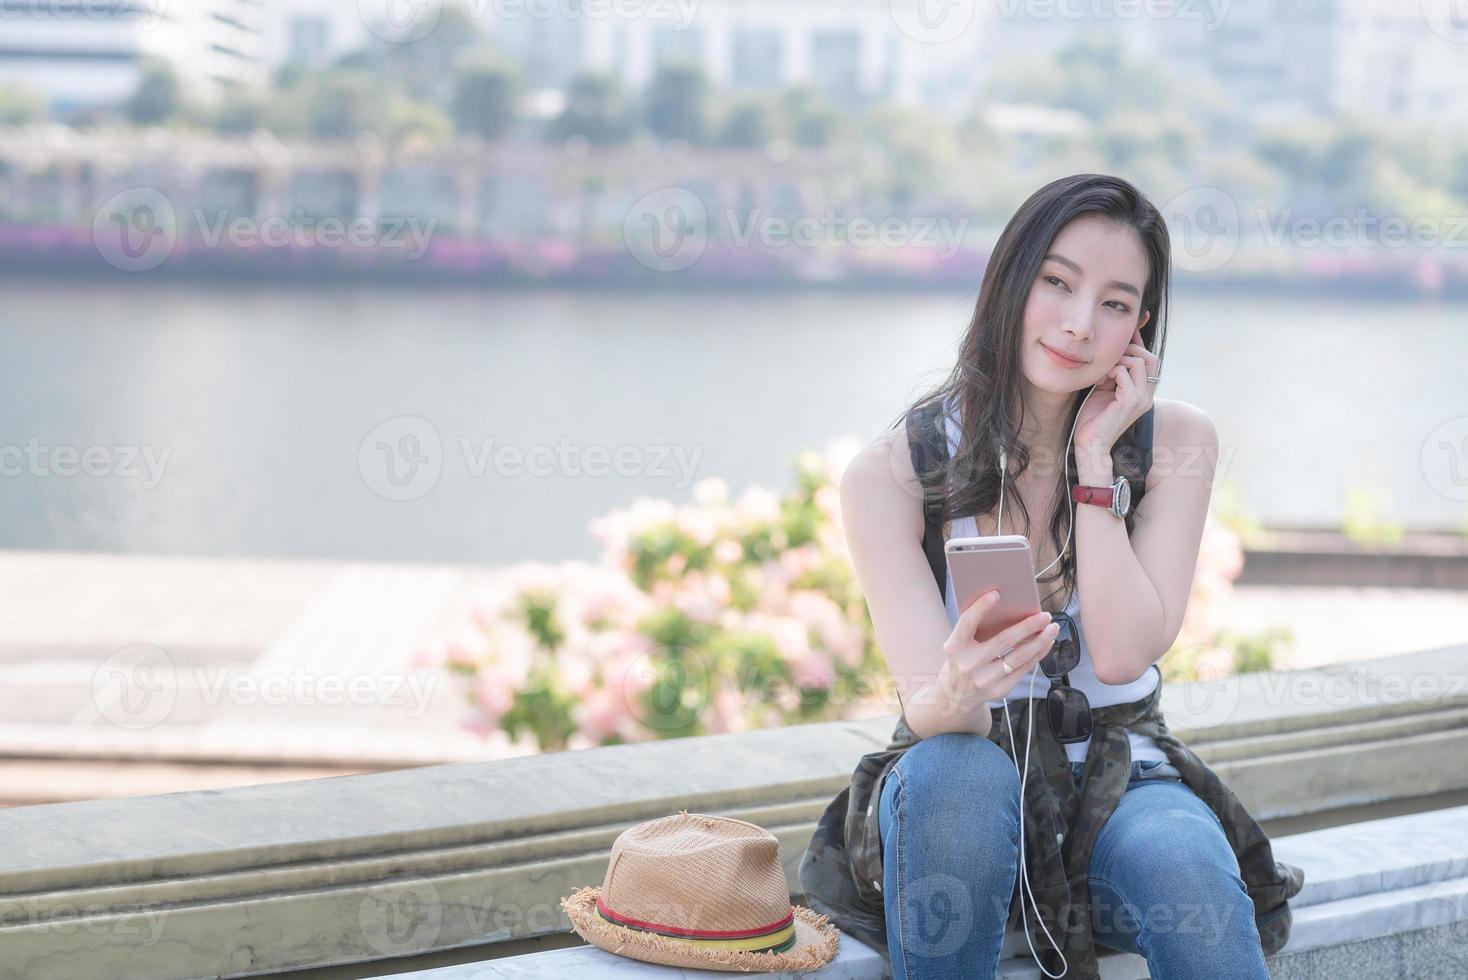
[
  {"x1": 1274, "y1": 802, "x2": 1468, "y2": 907},
  {"x1": 3, "y1": 646, "x2": 1466, "y2": 979},
  {"x1": 366, "y1": 931, "x2": 889, "y2": 979},
  {"x1": 367, "y1": 804, "x2": 1468, "y2": 980}
]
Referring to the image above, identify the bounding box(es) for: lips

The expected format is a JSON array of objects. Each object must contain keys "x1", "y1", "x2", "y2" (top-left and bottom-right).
[{"x1": 1040, "y1": 341, "x2": 1087, "y2": 366}]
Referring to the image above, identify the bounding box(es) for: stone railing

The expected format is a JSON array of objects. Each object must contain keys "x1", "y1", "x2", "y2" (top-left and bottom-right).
[{"x1": 1, "y1": 643, "x2": 1465, "y2": 979}]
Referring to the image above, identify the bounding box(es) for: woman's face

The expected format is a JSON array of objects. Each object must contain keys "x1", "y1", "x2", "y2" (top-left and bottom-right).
[{"x1": 1020, "y1": 214, "x2": 1152, "y2": 394}]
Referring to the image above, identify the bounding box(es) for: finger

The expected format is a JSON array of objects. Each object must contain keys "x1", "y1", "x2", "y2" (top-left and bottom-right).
[
  {"x1": 1114, "y1": 362, "x2": 1142, "y2": 403},
  {"x1": 953, "y1": 589, "x2": 999, "y2": 643},
  {"x1": 984, "y1": 609, "x2": 1054, "y2": 656},
  {"x1": 1119, "y1": 354, "x2": 1147, "y2": 387},
  {"x1": 972, "y1": 620, "x2": 1058, "y2": 685}
]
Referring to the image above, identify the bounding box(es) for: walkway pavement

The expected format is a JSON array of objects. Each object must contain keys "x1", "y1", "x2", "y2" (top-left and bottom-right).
[{"x1": 2, "y1": 549, "x2": 1465, "y2": 804}]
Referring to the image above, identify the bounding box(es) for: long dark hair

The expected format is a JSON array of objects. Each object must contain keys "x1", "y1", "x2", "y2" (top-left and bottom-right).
[{"x1": 892, "y1": 173, "x2": 1172, "y2": 608}]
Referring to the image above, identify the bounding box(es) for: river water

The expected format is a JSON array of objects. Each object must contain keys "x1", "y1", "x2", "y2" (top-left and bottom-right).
[{"x1": 3, "y1": 280, "x2": 1464, "y2": 563}]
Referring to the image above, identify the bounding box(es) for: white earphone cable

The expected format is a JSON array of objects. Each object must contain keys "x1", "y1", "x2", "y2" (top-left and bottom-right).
[{"x1": 997, "y1": 383, "x2": 1098, "y2": 978}]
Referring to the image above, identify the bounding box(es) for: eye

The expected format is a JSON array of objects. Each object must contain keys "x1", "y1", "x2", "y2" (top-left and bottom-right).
[
  {"x1": 1044, "y1": 274, "x2": 1068, "y2": 290},
  {"x1": 1105, "y1": 300, "x2": 1131, "y2": 313}
]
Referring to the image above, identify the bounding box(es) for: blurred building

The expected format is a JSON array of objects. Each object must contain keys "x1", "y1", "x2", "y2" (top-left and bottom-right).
[
  {"x1": 264, "y1": 0, "x2": 374, "y2": 71},
  {"x1": 511, "y1": 0, "x2": 984, "y2": 110},
  {"x1": 985, "y1": 0, "x2": 1466, "y2": 126},
  {"x1": 1330, "y1": 0, "x2": 1467, "y2": 124},
  {"x1": 0, "y1": 0, "x2": 269, "y2": 109},
  {"x1": 1156, "y1": 0, "x2": 1339, "y2": 120}
]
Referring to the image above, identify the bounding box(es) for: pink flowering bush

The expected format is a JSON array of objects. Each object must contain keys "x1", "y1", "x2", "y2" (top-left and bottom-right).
[
  {"x1": 416, "y1": 438, "x2": 894, "y2": 753},
  {"x1": 419, "y1": 441, "x2": 1273, "y2": 753},
  {"x1": 1160, "y1": 509, "x2": 1284, "y2": 683}
]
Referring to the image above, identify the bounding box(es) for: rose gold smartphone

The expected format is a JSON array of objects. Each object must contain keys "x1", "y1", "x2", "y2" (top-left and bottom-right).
[{"x1": 945, "y1": 535, "x2": 1042, "y2": 644}]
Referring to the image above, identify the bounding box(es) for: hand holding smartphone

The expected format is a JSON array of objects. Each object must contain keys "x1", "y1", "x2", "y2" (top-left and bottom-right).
[
  {"x1": 945, "y1": 535, "x2": 1043, "y2": 643},
  {"x1": 935, "y1": 535, "x2": 1059, "y2": 704}
]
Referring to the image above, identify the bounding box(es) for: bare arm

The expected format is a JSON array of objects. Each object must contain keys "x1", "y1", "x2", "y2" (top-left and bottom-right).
[
  {"x1": 840, "y1": 422, "x2": 1056, "y2": 738},
  {"x1": 1072, "y1": 399, "x2": 1220, "y2": 684}
]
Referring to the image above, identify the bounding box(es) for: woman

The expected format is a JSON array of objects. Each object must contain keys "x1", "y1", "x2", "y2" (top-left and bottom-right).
[{"x1": 835, "y1": 174, "x2": 1271, "y2": 979}]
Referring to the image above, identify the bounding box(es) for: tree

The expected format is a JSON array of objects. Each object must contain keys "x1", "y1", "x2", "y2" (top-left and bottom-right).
[
  {"x1": 718, "y1": 99, "x2": 774, "y2": 148},
  {"x1": 304, "y1": 70, "x2": 385, "y2": 139},
  {"x1": 550, "y1": 72, "x2": 633, "y2": 145},
  {"x1": 213, "y1": 92, "x2": 267, "y2": 134},
  {"x1": 451, "y1": 58, "x2": 519, "y2": 139},
  {"x1": 780, "y1": 87, "x2": 843, "y2": 149},
  {"x1": 340, "y1": 6, "x2": 482, "y2": 104},
  {"x1": 127, "y1": 59, "x2": 181, "y2": 125},
  {"x1": 0, "y1": 85, "x2": 45, "y2": 125},
  {"x1": 644, "y1": 64, "x2": 709, "y2": 143}
]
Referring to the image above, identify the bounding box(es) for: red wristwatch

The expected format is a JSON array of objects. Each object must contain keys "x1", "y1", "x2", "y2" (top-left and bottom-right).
[{"x1": 1072, "y1": 475, "x2": 1131, "y2": 519}]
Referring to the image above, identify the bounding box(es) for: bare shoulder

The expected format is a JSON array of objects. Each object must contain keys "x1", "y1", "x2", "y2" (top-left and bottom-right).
[
  {"x1": 839, "y1": 423, "x2": 925, "y2": 540},
  {"x1": 1147, "y1": 398, "x2": 1218, "y2": 491}
]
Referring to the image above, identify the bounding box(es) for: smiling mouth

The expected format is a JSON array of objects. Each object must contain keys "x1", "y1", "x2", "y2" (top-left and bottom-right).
[{"x1": 1040, "y1": 341, "x2": 1086, "y2": 366}]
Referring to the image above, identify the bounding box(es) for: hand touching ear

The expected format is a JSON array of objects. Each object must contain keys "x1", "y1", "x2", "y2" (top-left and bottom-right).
[{"x1": 1073, "y1": 322, "x2": 1160, "y2": 457}]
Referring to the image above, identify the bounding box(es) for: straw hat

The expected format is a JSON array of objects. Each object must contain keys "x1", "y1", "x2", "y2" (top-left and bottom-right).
[{"x1": 560, "y1": 809, "x2": 840, "y2": 973}]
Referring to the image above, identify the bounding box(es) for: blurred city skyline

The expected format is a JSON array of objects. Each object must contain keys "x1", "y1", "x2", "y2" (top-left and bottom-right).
[{"x1": 0, "y1": 0, "x2": 1463, "y2": 126}]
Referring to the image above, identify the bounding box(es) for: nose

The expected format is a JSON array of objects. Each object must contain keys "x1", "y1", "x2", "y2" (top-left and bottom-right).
[{"x1": 1060, "y1": 303, "x2": 1096, "y2": 343}]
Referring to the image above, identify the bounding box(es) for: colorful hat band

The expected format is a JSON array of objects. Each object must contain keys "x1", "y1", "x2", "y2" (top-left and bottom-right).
[{"x1": 594, "y1": 894, "x2": 798, "y2": 954}]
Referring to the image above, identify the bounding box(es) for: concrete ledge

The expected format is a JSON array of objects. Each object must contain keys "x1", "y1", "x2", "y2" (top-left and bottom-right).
[
  {"x1": 0, "y1": 645, "x2": 1463, "y2": 978},
  {"x1": 369, "y1": 804, "x2": 1468, "y2": 979},
  {"x1": 366, "y1": 932, "x2": 891, "y2": 979}
]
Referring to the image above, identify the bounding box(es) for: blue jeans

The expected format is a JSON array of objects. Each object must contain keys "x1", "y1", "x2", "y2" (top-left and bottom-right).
[{"x1": 878, "y1": 733, "x2": 1269, "y2": 980}]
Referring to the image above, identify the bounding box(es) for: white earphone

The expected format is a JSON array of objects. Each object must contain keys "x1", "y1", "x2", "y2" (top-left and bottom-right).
[{"x1": 998, "y1": 382, "x2": 1100, "y2": 978}]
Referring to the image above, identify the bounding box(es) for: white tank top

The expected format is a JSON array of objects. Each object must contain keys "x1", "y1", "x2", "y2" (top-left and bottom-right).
[{"x1": 939, "y1": 399, "x2": 1167, "y2": 764}]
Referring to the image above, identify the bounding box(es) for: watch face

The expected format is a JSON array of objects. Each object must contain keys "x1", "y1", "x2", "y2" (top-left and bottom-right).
[{"x1": 1116, "y1": 477, "x2": 1131, "y2": 516}]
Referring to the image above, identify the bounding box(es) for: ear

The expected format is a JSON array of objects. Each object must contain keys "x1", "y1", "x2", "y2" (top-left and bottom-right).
[{"x1": 1136, "y1": 309, "x2": 1151, "y2": 334}]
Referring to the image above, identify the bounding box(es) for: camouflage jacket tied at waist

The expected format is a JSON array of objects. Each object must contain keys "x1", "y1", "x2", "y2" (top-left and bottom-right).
[{"x1": 797, "y1": 669, "x2": 1305, "y2": 979}]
